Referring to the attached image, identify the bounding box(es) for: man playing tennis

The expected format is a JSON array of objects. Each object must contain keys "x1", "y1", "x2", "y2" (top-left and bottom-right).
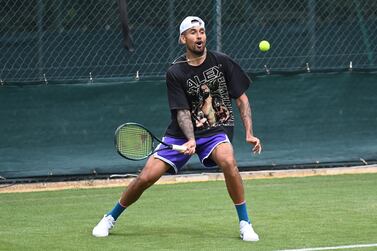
[{"x1": 93, "y1": 16, "x2": 262, "y2": 242}]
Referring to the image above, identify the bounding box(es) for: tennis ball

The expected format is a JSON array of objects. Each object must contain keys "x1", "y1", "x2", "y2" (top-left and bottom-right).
[{"x1": 259, "y1": 40, "x2": 270, "y2": 52}]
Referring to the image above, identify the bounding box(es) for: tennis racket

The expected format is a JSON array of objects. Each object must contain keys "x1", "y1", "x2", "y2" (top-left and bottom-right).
[{"x1": 115, "y1": 122, "x2": 187, "y2": 161}]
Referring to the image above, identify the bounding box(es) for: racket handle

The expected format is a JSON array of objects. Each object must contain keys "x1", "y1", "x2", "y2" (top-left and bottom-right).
[{"x1": 172, "y1": 144, "x2": 187, "y2": 152}]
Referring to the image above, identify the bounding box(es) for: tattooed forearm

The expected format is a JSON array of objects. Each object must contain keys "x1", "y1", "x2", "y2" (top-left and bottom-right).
[
  {"x1": 177, "y1": 110, "x2": 195, "y2": 140},
  {"x1": 236, "y1": 95, "x2": 253, "y2": 135}
]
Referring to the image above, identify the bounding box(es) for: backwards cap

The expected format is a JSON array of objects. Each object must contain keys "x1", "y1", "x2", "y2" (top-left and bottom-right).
[{"x1": 178, "y1": 16, "x2": 205, "y2": 44}]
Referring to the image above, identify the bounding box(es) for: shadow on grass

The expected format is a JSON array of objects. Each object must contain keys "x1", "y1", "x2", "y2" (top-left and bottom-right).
[{"x1": 108, "y1": 223, "x2": 239, "y2": 241}]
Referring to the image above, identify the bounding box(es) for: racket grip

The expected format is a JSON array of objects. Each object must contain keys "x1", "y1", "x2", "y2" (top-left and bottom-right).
[{"x1": 172, "y1": 144, "x2": 187, "y2": 152}]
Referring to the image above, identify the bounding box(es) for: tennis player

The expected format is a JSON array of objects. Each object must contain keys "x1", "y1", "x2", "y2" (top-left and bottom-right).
[{"x1": 93, "y1": 16, "x2": 262, "y2": 242}]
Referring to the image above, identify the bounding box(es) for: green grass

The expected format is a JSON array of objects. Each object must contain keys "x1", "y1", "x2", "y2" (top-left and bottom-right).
[{"x1": 1, "y1": 173, "x2": 376, "y2": 251}]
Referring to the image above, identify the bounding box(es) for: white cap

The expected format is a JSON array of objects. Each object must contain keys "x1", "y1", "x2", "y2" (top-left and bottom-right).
[{"x1": 178, "y1": 16, "x2": 205, "y2": 44}]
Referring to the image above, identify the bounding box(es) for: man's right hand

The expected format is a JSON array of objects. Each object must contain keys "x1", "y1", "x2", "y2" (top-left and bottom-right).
[{"x1": 182, "y1": 139, "x2": 196, "y2": 155}]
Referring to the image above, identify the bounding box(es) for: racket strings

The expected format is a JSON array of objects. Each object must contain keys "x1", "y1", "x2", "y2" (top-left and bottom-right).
[{"x1": 117, "y1": 125, "x2": 153, "y2": 159}]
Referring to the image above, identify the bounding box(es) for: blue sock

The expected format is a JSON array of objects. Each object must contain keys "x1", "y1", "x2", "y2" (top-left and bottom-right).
[
  {"x1": 107, "y1": 201, "x2": 126, "y2": 220},
  {"x1": 235, "y1": 201, "x2": 250, "y2": 223}
]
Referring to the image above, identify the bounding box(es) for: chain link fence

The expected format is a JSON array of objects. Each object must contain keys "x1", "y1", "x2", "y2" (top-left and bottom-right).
[{"x1": 1, "y1": 0, "x2": 377, "y2": 83}]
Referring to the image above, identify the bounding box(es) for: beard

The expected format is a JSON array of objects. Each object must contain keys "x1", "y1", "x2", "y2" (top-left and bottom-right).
[
  {"x1": 191, "y1": 48, "x2": 205, "y2": 56},
  {"x1": 188, "y1": 42, "x2": 206, "y2": 56}
]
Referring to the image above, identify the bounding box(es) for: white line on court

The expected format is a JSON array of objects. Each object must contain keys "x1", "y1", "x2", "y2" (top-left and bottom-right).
[{"x1": 277, "y1": 243, "x2": 377, "y2": 251}]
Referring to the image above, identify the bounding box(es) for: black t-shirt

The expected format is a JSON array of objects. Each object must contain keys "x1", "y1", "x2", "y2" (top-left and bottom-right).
[{"x1": 165, "y1": 50, "x2": 250, "y2": 138}]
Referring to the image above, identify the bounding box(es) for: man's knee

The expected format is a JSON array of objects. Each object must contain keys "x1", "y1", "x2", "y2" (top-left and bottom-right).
[
  {"x1": 219, "y1": 157, "x2": 236, "y2": 168},
  {"x1": 221, "y1": 161, "x2": 239, "y2": 174},
  {"x1": 133, "y1": 157, "x2": 169, "y2": 189},
  {"x1": 134, "y1": 173, "x2": 157, "y2": 189}
]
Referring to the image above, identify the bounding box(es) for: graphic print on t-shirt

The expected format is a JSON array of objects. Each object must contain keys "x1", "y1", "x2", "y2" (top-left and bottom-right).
[{"x1": 186, "y1": 65, "x2": 234, "y2": 130}]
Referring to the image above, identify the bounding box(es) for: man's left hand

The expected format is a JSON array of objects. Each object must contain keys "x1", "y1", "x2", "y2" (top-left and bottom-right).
[{"x1": 247, "y1": 135, "x2": 262, "y2": 154}]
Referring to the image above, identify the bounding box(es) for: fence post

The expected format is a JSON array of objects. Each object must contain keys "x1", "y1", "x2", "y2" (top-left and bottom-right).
[
  {"x1": 169, "y1": 0, "x2": 175, "y2": 63},
  {"x1": 307, "y1": 0, "x2": 316, "y2": 63},
  {"x1": 37, "y1": 0, "x2": 44, "y2": 80},
  {"x1": 353, "y1": 0, "x2": 374, "y2": 64},
  {"x1": 215, "y1": 0, "x2": 222, "y2": 52}
]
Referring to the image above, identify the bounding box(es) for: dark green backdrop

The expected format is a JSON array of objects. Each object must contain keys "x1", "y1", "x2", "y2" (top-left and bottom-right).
[{"x1": 1, "y1": 73, "x2": 376, "y2": 179}]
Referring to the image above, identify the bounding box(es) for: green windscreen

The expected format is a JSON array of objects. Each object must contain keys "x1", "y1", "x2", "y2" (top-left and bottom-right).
[{"x1": 0, "y1": 73, "x2": 376, "y2": 179}]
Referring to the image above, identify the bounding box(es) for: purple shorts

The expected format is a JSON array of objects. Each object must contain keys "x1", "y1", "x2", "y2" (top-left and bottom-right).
[{"x1": 154, "y1": 133, "x2": 230, "y2": 174}]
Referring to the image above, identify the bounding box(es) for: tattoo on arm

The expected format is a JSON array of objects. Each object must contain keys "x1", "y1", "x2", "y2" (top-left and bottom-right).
[
  {"x1": 237, "y1": 96, "x2": 253, "y2": 135},
  {"x1": 177, "y1": 110, "x2": 195, "y2": 140}
]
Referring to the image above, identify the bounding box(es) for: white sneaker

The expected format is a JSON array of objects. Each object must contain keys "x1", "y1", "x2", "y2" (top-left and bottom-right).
[
  {"x1": 240, "y1": 220, "x2": 259, "y2": 241},
  {"x1": 92, "y1": 215, "x2": 116, "y2": 237}
]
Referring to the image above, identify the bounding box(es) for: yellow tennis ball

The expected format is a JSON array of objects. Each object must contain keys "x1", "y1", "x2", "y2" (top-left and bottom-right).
[{"x1": 259, "y1": 40, "x2": 270, "y2": 52}]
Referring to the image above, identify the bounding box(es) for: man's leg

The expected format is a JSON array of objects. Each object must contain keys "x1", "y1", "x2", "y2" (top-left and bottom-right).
[
  {"x1": 92, "y1": 157, "x2": 170, "y2": 237},
  {"x1": 119, "y1": 157, "x2": 170, "y2": 208},
  {"x1": 210, "y1": 142, "x2": 259, "y2": 241},
  {"x1": 210, "y1": 142, "x2": 244, "y2": 204}
]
